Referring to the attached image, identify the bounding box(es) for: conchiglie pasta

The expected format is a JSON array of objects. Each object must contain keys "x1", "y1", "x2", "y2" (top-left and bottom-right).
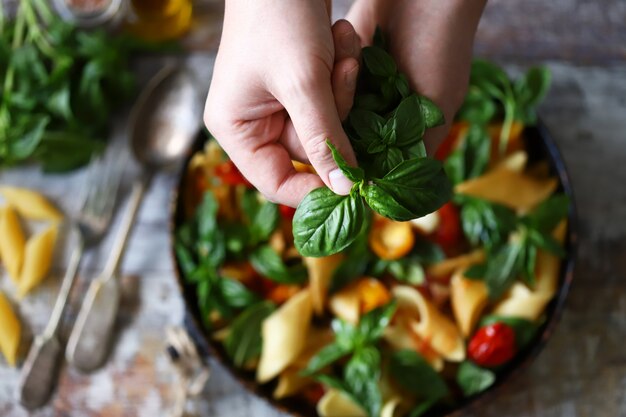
[
  {"x1": 305, "y1": 254, "x2": 343, "y2": 316},
  {"x1": 0, "y1": 206, "x2": 26, "y2": 284},
  {"x1": 450, "y1": 269, "x2": 489, "y2": 337},
  {"x1": 427, "y1": 249, "x2": 485, "y2": 279},
  {"x1": 257, "y1": 288, "x2": 312, "y2": 383},
  {"x1": 274, "y1": 328, "x2": 334, "y2": 399},
  {"x1": 18, "y1": 224, "x2": 58, "y2": 297},
  {"x1": 383, "y1": 319, "x2": 444, "y2": 371},
  {"x1": 0, "y1": 291, "x2": 21, "y2": 366},
  {"x1": 392, "y1": 286, "x2": 465, "y2": 362},
  {"x1": 317, "y1": 389, "x2": 367, "y2": 417},
  {"x1": 455, "y1": 168, "x2": 558, "y2": 212},
  {"x1": 0, "y1": 186, "x2": 63, "y2": 222},
  {"x1": 329, "y1": 284, "x2": 360, "y2": 325}
]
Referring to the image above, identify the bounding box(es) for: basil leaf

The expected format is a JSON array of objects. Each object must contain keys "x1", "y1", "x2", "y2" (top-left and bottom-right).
[
  {"x1": 444, "y1": 149, "x2": 465, "y2": 186},
  {"x1": 357, "y1": 300, "x2": 397, "y2": 344},
  {"x1": 224, "y1": 301, "x2": 276, "y2": 368},
  {"x1": 411, "y1": 239, "x2": 446, "y2": 264},
  {"x1": 327, "y1": 140, "x2": 365, "y2": 182},
  {"x1": 362, "y1": 183, "x2": 416, "y2": 222},
  {"x1": 349, "y1": 109, "x2": 386, "y2": 144},
  {"x1": 332, "y1": 318, "x2": 360, "y2": 349},
  {"x1": 457, "y1": 87, "x2": 497, "y2": 125},
  {"x1": 175, "y1": 242, "x2": 197, "y2": 278},
  {"x1": 484, "y1": 241, "x2": 525, "y2": 299},
  {"x1": 402, "y1": 140, "x2": 427, "y2": 160},
  {"x1": 470, "y1": 59, "x2": 512, "y2": 100},
  {"x1": 409, "y1": 399, "x2": 439, "y2": 417},
  {"x1": 219, "y1": 277, "x2": 259, "y2": 309},
  {"x1": 387, "y1": 259, "x2": 425, "y2": 285},
  {"x1": 293, "y1": 187, "x2": 365, "y2": 257},
  {"x1": 527, "y1": 229, "x2": 566, "y2": 257},
  {"x1": 344, "y1": 346, "x2": 383, "y2": 417},
  {"x1": 302, "y1": 342, "x2": 352, "y2": 376},
  {"x1": 222, "y1": 222, "x2": 250, "y2": 257},
  {"x1": 456, "y1": 361, "x2": 496, "y2": 397},
  {"x1": 457, "y1": 196, "x2": 517, "y2": 249},
  {"x1": 395, "y1": 74, "x2": 411, "y2": 98},
  {"x1": 371, "y1": 158, "x2": 452, "y2": 220},
  {"x1": 418, "y1": 96, "x2": 445, "y2": 128},
  {"x1": 362, "y1": 46, "x2": 397, "y2": 77},
  {"x1": 9, "y1": 116, "x2": 49, "y2": 160},
  {"x1": 249, "y1": 245, "x2": 308, "y2": 284},
  {"x1": 522, "y1": 242, "x2": 538, "y2": 286},
  {"x1": 389, "y1": 350, "x2": 449, "y2": 402},
  {"x1": 517, "y1": 66, "x2": 551, "y2": 108},
  {"x1": 241, "y1": 190, "x2": 279, "y2": 244},
  {"x1": 197, "y1": 191, "x2": 219, "y2": 237},
  {"x1": 372, "y1": 146, "x2": 404, "y2": 177},
  {"x1": 527, "y1": 194, "x2": 570, "y2": 233},
  {"x1": 479, "y1": 315, "x2": 538, "y2": 348},
  {"x1": 394, "y1": 95, "x2": 425, "y2": 147},
  {"x1": 329, "y1": 217, "x2": 372, "y2": 293}
]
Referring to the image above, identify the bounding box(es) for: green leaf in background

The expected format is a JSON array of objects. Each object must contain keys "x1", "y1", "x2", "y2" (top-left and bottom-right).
[
  {"x1": 344, "y1": 346, "x2": 383, "y2": 417},
  {"x1": 456, "y1": 195, "x2": 517, "y2": 249},
  {"x1": 249, "y1": 245, "x2": 308, "y2": 284},
  {"x1": 444, "y1": 125, "x2": 491, "y2": 185},
  {"x1": 526, "y1": 194, "x2": 570, "y2": 233},
  {"x1": 301, "y1": 343, "x2": 352, "y2": 376},
  {"x1": 389, "y1": 350, "x2": 449, "y2": 409},
  {"x1": 224, "y1": 301, "x2": 276, "y2": 368},
  {"x1": 240, "y1": 190, "x2": 279, "y2": 245},
  {"x1": 293, "y1": 187, "x2": 365, "y2": 257},
  {"x1": 456, "y1": 361, "x2": 496, "y2": 397}
]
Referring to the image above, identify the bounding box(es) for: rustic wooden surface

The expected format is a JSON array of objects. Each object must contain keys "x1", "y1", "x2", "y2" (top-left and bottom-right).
[{"x1": 1, "y1": 0, "x2": 626, "y2": 416}]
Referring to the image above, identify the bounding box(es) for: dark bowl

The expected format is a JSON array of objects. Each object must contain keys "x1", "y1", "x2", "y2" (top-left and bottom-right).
[{"x1": 169, "y1": 121, "x2": 578, "y2": 417}]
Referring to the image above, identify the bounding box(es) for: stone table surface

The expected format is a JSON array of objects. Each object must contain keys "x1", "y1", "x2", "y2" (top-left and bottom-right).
[{"x1": 1, "y1": 0, "x2": 626, "y2": 416}]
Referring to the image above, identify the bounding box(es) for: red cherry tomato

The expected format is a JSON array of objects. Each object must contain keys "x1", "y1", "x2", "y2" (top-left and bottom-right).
[
  {"x1": 468, "y1": 322, "x2": 517, "y2": 367},
  {"x1": 433, "y1": 203, "x2": 462, "y2": 254},
  {"x1": 279, "y1": 204, "x2": 297, "y2": 220},
  {"x1": 215, "y1": 160, "x2": 252, "y2": 187}
]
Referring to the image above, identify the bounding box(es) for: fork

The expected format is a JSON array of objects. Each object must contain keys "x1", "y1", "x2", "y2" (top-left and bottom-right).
[{"x1": 17, "y1": 146, "x2": 124, "y2": 410}]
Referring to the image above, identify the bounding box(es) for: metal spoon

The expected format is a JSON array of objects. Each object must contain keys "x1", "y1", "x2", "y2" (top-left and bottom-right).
[{"x1": 65, "y1": 65, "x2": 203, "y2": 372}]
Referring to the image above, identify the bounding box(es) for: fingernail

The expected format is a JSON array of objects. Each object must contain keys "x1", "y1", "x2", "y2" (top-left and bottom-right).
[
  {"x1": 329, "y1": 169, "x2": 354, "y2": 195},
  {"x1": 339, "y1": 31, "x2": 355, "y2": 55}
]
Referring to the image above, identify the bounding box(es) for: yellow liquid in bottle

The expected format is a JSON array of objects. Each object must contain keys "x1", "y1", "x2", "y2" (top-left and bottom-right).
[{"x1": 127, "y1": 0, "x2": 193, "y2": 41}]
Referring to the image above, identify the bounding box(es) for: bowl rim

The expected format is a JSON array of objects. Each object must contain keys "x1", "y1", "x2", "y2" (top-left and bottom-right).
[{"x1": 167, "y1": 120, "x2": 578, "y2": 417}]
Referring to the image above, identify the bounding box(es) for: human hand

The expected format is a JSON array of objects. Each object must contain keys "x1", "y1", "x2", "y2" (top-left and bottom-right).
[
  {"x1": 204, "y1": 0, "x2": 362, "y2": 207},
  {"x1": 347, "y1": 0, "x2": 486, "y2": 153}
]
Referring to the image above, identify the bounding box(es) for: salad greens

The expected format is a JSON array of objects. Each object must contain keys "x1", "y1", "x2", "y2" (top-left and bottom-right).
[
  {"x1": 293, "y1": 44, "x2": 453, "y2": 258},
  {"x1": 456, "y1": 361, "x2": 496, "y2": 397},
  {"x1": 0, "y1": 0, "x2": 147, "y2": 171}
]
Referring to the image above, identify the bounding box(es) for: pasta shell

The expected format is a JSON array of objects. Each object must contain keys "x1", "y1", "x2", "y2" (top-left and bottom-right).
[
  {"x1": 0, "y1": 186, "x2": 62, "y2": 222},
  {"x1": 427, "y1": 249, "x2": 485, "y2": 279},
  {"x1": 305, "y1": 254, "x2": 344, "y2": 316},
  {"x1": 257, "y1": 288, "x2": 312, "y2": 383},
  {"x1": 393, "y1": 286, "x2": 465, "y2": 362},
  {"x1": 18, "y1": 224, "x2": 58, "y2": 297},
  {"x1": 0, "y1": 291, "x2": 21, "y2": 366},
  {"x1": 450, "y1": 269, "x2": 489, "y2": 337},
  {"x1": 0, "y1": 206, "x2": 26, "y2": 284},
  {"x1": 493, "y1": 150, "x2": 528, "y2": 173},
  {"x1": 329, "y1": 284, "x2": 360, "y2": 325},
  {"x1": 317, "y1": 389, "x2": 367, "y2": 417},
  {"x1": 455, "y1": 168, "x2": 558, "y2": 212},
  {"x1": 410, "y1": 211, "x2": 440, "y2": 234}
]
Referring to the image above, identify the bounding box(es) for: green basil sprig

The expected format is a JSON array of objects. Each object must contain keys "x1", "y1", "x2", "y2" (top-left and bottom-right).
[
  {"x1": 294, "y1": 141, "x2": 451, "y2": 257},
  {"x1": 302, "y1": 301, "x2": 397, "y2": 417},
  {"x1": 465, "y1": 194, "x2": 569, "y2": 298},
  {"x1": 249, "y1": 245, "x2": 308, "y2": 284},
  {"x1": 457, "y1": 60, "x2": 551, "y2": 154}
]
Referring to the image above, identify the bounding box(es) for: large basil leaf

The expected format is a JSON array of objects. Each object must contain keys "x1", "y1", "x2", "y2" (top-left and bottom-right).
[
  {"x1": 362, "y1": 46, "x2": 397, "y2": 77},
  {"x1": 418, "y1": 96, "x2": 445, "y2": 128},
  {"x1": 344, "y1": 346, "x2": 383, "y2": 417},
  {"x1": 394, "y1": 95, "x2": 425, "y2": 146},
  {"x1": 293, "y1": 187, "x2": 366, "y2": 257},
  {"x1": 368, "y1": 158, "x2": 452, "y2": 220},
  {"x1": 526, "y1": 194, "x2": 570, "y2": 233},
  {"x1": 361, "y1": 183, "x2": 415, "y2": 221}
]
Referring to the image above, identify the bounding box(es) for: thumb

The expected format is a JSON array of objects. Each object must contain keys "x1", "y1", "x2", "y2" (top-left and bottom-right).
[{"x1": 279, "y1": 75, "x2": 357, "y2": 195}]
